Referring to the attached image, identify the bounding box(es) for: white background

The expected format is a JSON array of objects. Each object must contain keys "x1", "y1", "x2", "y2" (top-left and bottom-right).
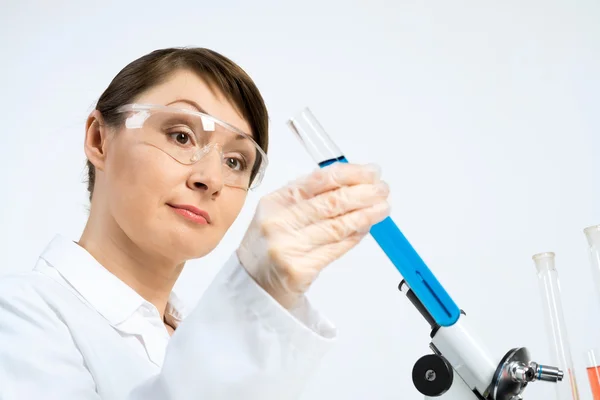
[{"x1": 1, "y1": 1, "x2": 599, "y2": 399}]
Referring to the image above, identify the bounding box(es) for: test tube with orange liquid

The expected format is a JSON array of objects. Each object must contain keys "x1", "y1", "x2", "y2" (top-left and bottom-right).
[
  {"x1": 587, "y1": 349, "x2": 600, "y2": 400},
  {"x1": 583, "y1": 226, "x2": 600, "y2": 399}
]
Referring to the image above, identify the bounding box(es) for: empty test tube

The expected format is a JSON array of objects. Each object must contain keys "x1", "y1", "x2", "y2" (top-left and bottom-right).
[{"x1": 532, "y1": 252, "x2": 580, "y2": 400}]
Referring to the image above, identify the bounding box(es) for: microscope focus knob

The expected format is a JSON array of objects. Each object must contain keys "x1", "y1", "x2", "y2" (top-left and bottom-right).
[{"x1": 412, "y1": 354, "x2": 453, "y2": 397}]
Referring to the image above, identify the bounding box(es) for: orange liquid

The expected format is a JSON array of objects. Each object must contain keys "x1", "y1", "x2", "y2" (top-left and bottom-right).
[{"x1": 588, "y1": 366, "x2": 600, "y2": 400}]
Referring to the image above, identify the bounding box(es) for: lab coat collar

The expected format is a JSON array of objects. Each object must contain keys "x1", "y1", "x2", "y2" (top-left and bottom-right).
[{"x1": 38, "y1": 234, "x2": 186, "y2": 328}]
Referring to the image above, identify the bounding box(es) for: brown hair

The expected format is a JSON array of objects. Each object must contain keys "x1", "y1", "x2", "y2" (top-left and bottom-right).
[{"x1": 86, "y1": 47, "x2": 269, "y2": 200}]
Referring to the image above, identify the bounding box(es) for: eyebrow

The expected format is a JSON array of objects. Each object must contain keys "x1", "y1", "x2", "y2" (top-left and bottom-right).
[
  {"x1": 166, "y1": 98, "x2": 254, "y2": 140},
  {"x1": 166, "y1": 99, "x2": 209, "y2": 114}
]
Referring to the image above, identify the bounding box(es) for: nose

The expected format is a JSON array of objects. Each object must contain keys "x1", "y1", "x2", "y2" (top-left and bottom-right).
[{"x1": 186, "y1": 147, "x2": 224, "y2": 195}]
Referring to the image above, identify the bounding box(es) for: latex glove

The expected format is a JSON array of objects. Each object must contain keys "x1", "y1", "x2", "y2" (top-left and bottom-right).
[{"x1": 237, "y1": 163, "x2": 390, "y2": 309}]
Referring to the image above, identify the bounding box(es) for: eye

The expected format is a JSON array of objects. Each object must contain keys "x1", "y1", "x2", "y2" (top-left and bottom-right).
[
  {"x1": 225, "y1": 156, "x2": 247, "y2": 171},
  {"x1": 169, "y1": 132, "x2": 193, "y2": 146}
]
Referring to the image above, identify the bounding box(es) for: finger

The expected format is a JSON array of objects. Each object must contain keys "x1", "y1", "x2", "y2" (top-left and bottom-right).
[
  {"x1": 283, "y1": 180, "x2": 390, "y2": 230},
  {"x1": 289, "y1": 163, "x2": 382, "y2": 201},
  {"x1": 298, "y1": 200, "x2": 391, "y2": 247},
  {"x1": 287, "y1": 231, "x2": 367, "y2": 276},
  {"x1": 311, "y1": 231, "x2": 367, "y2": 266}
]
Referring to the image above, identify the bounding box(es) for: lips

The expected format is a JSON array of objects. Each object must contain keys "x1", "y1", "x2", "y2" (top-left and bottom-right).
[{"x1": 168, "y1": 204, "x2": 211, "y2": 225}]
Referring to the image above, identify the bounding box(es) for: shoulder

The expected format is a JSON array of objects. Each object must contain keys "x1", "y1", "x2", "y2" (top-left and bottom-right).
[
  {"x1": 0, "y1": 270, "x2": 69, "y2": 322},
  {"x1": 0, "y1": 271, "x2": 98, "y2": 398},
  {"x1": 0, "y1": 269, "x2": 59, "y2": 297},
  {"x1": 0, "y1": 270, "x2": 82, "y2": 361}
]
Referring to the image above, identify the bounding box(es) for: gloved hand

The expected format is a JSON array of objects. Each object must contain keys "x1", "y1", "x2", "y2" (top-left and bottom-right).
[{"x1": 237, "y1": 162, "x2": 391, "y2": 309}]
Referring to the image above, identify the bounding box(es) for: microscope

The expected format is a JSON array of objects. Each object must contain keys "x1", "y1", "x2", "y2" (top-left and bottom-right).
[
  {"x1": 288, "y1": 108, "x2": 564, "y2": 400},
  {"x1": 400, "y1": 278, "x2": 563, "y2": 400}
]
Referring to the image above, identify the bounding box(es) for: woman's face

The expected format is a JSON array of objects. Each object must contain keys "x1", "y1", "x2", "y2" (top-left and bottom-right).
[{"x1": 92, "y1": 69, "x2": 253, "y2": 263}]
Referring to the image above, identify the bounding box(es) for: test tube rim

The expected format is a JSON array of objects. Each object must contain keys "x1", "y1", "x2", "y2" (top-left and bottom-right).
[
  {"x1": 532, "y1": 252, "x2": 556, "y2": 261},
  {"x1": 584, "y1": 224, "x2": 600, "y2": 247},
  {"x1": 587, "y1": 348, "x2": 600, "y2": 367},
  {"x1": 287, "y1": 106, "x2": 316, "y2": 127},
  {"x1": 286, "y1": 106, "x2": 319, "y2": 142}
]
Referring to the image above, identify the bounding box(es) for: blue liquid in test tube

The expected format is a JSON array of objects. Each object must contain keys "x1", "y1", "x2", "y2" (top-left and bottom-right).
[{"x1": 287, "y1": 107, "x2": 460, "y2": 327}]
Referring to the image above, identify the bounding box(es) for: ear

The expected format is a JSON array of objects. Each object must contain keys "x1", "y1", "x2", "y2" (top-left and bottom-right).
[{"x1": 84, "y1": 110, "x2": 112, "y2": 172}]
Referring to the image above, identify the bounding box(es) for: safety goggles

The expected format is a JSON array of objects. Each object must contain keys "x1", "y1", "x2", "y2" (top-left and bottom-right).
[{"x1": 115, "y1": 103, "x2": 268, "y2": 190}]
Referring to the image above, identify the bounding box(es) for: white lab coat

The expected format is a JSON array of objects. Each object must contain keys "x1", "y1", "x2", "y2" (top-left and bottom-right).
[{"x1": 0, "y1": 235, "x2": 337, "y2": 399}]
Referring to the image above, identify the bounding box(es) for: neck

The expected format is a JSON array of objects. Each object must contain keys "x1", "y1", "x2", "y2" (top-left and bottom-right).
[{"x1": 79, "y1": 205, "x2": 184, "y2": 320}]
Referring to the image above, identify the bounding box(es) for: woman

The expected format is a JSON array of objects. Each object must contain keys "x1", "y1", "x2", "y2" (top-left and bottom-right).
[{"x1": 0, "y1": 48, "x2": 390, "y2": 399}]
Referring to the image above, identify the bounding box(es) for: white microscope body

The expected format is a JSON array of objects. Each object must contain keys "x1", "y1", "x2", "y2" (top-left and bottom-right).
[{"x1": 402, "y1": 281, "x2": 563, "y2": 400}]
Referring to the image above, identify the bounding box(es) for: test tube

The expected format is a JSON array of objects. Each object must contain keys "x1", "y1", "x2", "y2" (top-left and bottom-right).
[
  {"x1": 287, "y1": 107, "x2": 346, "y2": 167},
  {"x1": 584, "y1": 225, "x2": 600, "y2": 307},
  {"x1": 287, "y1": 107, "x2": 461, "y2": 328},
  {"x1": 587, "y1": 348, "x2": 600, "y2": 400},
  {"x1": 533, "y1": 252, "x2": 580, "y2": 400}
]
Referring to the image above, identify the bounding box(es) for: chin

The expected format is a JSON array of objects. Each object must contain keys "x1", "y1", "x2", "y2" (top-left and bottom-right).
[
  {"x1": 159, "y1": 229, "x2": 218, "y2": 261},
  {"x1": 176, "y1": 244, "x2": 215, "y2": 260}
]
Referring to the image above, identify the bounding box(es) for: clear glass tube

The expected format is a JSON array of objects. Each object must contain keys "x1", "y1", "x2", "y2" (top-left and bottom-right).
[
  {"x1": 584, "y1": 225, "x2": 600, "y2": 306},
  {"x1": 287, "y1": 107, "x2": 344, "y2": 165},
  {"x1": 586, "y1": 348, "x2": 600, "y2": 400},
  {"x1": 533, "y1": 252, "x2": 580, "y2": 400}
]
